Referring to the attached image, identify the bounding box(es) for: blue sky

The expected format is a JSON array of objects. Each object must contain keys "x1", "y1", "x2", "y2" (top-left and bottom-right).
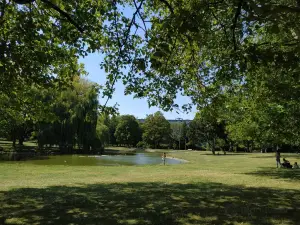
[
  {"x1": 78, "y1": 4, "x2": 196, "y2": 120},
  {"x1": 79, "y1": 53, "x2": 196, "y2": 120}
]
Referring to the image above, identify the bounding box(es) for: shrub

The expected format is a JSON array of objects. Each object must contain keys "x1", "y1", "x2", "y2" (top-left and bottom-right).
[{"x1": 136, "y1": 141, "x2": 147, "y2": 149}]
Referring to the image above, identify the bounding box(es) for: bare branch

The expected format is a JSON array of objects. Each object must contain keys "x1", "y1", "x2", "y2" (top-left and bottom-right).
[
  {"x1": 211, "y1": 10, "x2": 230, "y2": 44},
  {"x1": 113, "y1": 0, "x2": 122, "y2": 50},
  {"x1": 122, "y1": 0, "x2": 145, "y2": 46},
  {"x1": 275, "y1": 5, "x2": 300, "y2": 13},
  {"x1": 13, "y1": 0, "x2": 83, "y2": 32},
  {"x1": 158, "y1": 0, "x2": 174, "y2": 14},
  {"x1": 254, "y1": 40, "x2": 300, "y2": 48},
  {"x1": 232, "y1": 0, "x2": 243, "y2": 51},
  {"x1": 248, "y1": 1, "x2": 300, "y2": 16},
  {"x1": 0, "y1": 0, "x2": 6, "y2": 27},
  {"x1": 41, "y1": 0, "x2": 84, "y2": 33},
  {"x1": 104, "y1": 0, "x2": 146, "y2": 107},
  {"x1": 14, "y1": 0, "x2": 34, "y2": 4},
  {"x1": 133, "y1": 0, "x2": 148, "y2": 38},
  {"x1": 133, "y1": 21, "x2": 147, "y2": 33}
]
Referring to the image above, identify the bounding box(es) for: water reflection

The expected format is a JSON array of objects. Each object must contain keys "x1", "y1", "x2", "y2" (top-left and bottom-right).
[{"x1": 0, "y1": 152, "x2": 185, "y2": 166}]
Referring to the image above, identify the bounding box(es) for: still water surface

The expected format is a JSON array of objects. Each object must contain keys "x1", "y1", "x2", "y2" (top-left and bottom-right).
[{"x1": 1, "y1": 152, "x2": 185, "y2": 166}]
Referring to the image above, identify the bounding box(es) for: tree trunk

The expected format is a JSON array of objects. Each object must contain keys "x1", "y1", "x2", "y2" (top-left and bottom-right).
[
  {"x1": 212, "y1": 138, "x2": 216, "y2": 155},
  {"x1": 261, "y1": 144, "x2": 265, "y2": 153},
  {"x1": 246, "y1": 141, "x2": 250, "y2": 152},
  {"x1": 37, "y1": 139, "x2": 43, "y2": 150},
  {"x1": 11, "y1": 127, "x2": 17, "y2": 148},
  {"x1": 18, "y1": 137, "x2": 24, "y2": 146},
  {"x1": 229, "y1": 142, "x2": 232, "y2": 152}
]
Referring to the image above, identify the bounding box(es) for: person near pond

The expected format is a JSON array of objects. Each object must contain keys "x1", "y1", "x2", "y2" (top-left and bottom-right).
[
  {"x1": 275, "y1": 150, "x2": 281, "y2": 168},
  {"x1": 293, "y1": 162, "x2": 299, "y2": 169},
  {"x1": 282, "y1": 158, "x2": 292, "y2": 168},
  {"x1": 162, "y1": 152, "x2": 167, "y2": 165}
]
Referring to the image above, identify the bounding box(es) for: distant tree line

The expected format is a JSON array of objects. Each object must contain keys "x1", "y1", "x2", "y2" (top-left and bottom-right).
[
  {"x1": 97, "y1": 111, "x2": 225, "y2": 153},
  {"x1": 98, "y1": 108, "x2": 300, "y2": 154}
]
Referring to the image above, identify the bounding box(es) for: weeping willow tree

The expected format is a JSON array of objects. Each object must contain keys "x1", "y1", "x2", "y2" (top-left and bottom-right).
[{"x1": 36, "y1": 77, "x2": 100, "y2": 154}]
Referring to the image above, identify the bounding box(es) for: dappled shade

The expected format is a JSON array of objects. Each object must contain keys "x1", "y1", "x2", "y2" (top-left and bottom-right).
[{"x1": 1, "y1": 182, "x2": 300, "y2": 225}]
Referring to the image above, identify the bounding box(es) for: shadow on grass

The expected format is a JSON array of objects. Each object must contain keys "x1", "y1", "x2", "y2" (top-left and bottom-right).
[
  {"x1": 1, "y1": 182, "x2": 300, "y2": 225},
  {"x1": 246, "y1": 167, "x2": 300, "y2": 181}
]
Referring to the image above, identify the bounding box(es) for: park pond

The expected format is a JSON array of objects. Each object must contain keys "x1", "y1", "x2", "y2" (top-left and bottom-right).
[{"x1": 0, "y1": 152, "x2": 185, "y2": 166}]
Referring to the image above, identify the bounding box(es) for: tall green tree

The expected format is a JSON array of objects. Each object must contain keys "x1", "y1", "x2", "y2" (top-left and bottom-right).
[
  {"x1": 0, "y1": 82, "x2": 57, "y2": 146},
  {"x1": 114, "y1": 115, "x2": 141, "y2": 147},
  {"x1": 108, "y1": 115, "x2": 119, "y2": 146},
  {"x1": 0, "y1": 0, "x2": 109, "y2": 94},
  {"x1": 142, "y1": 112, "x2": 171, "y2": 149},
  {"x1": 221, "y1": 67, "x2": 300, "y2": 152},
  {"x1": 95, "y1": 114, "x2": 110, "y2": 148},
  {"x1": 188, "y1": 110, "x2": 226, "y2": 155},
  {"x1": 36, "y1": 77, "x2": 100, "y2": 153},
  {"x1": 170, "y1": 123, "x2": 183, "y2": 150},
  {"x1": 181, "y1": 122, "x2": 188, "y2": 150}
]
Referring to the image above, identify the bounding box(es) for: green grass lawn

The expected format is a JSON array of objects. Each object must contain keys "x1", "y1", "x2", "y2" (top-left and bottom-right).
[{"x1": 1, "y1": 150, "x2": 300, "y2": 225}]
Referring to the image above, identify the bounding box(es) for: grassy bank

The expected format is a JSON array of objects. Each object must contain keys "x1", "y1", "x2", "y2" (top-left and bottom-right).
[
  {"x1": 0, "y1": 140, "x2": 37, "y2": 151},
  {"x1": 1, "y1": 150, "x2": 300, "y2": 224},
  {"x1": 0, "y1": 141, "x2": 136, "y2": 154}
]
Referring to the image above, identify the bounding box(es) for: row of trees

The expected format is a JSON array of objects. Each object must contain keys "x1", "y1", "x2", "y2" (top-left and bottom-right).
[
  {"x1": 103, "y1": 107, "x2": 300, "y2": 154},
  {"x1": 96, "y1": 112, "x2": 190, "y2": 150},
  {"x1": 97, "y1": 111, "x2": 220, "y2": 152},
  {"x1": 186, "y1": 101, "x2": 300, "y2": 154},
  {"x1": 96, "y1": 112, "x2": 171, "y2": 149},
  {"x1": 2, "y1": 82, "x2": 296, "y2": 154}
]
